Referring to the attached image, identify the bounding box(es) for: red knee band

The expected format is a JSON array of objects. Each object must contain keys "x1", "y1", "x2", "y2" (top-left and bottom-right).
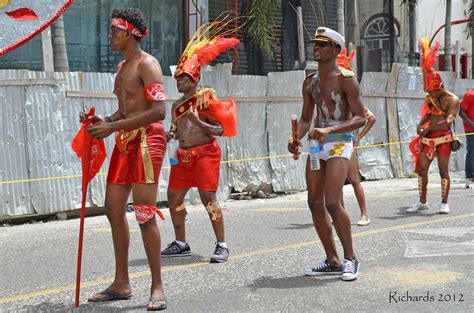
[
  {"x1": 144, "y1": 83, "x2": 166, "y2": 102},
  {"x1": 133, "y1": 204, "x2": 165, "y2": 224}
]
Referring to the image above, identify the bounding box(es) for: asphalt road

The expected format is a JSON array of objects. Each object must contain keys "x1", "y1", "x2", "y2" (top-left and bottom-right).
[{"x1": 1, "y1": 174, "x2": 473, "y2": 312}]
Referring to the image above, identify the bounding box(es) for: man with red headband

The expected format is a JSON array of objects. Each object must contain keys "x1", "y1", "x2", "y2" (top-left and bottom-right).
[
  {"x1": 160, "y1": 19, "x2": 239, "y2": 263},
  {"x1": 83, "y1": 8, "x2": 167, "y2": 310},
  {"x1": 408, "y1": 37, "x2": 460, "y2": 214},
  {"x1": 288, "y1": 27, "x2": 366, "y2": 281}
]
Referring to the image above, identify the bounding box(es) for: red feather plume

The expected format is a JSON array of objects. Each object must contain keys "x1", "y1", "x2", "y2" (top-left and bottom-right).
[{"x1": 196, "y1": 37, "x2": 240, "y2": 66}]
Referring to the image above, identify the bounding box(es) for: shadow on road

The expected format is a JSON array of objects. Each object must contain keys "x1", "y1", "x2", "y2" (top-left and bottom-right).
[
  {"x1": 128, "y1": 254, "x2": 207, "y2": 268},
  {"x1": 21, "y1": 301, "x2": 155, "y2": 312},
  {"x1": 278, "y1": 223, "x2": 314, "y2": 230},
  {"x1": 248, "y1": 275, "x2": 339, "y2": 291},
  {"x1": 377, "y1": 208, "x2": 441, "y2": 221},
  {"x1": 162, "y1": 254, "x2": 207, "y2": 266}
]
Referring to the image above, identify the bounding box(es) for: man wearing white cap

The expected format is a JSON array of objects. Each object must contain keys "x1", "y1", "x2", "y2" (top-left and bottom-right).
[{"x1": 288, "y1": 27, "x2": 366, "y2": 281}]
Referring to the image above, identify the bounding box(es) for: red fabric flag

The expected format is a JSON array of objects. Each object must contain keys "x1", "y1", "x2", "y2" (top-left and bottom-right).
[
  {"x1": 71, "y1": 107, "x2": 106, "y2": 188},
  {"x1": 72, "y1": 107, "x2": 106, "y2": 307}
]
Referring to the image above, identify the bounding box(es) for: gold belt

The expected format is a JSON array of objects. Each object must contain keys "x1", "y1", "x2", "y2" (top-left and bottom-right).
[{"x1": 420, "y1": 134, "x2": 453, "y2": 147}]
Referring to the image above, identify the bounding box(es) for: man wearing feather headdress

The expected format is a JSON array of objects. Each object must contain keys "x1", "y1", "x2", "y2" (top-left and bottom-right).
[
  {"x1": 407, "y1": 37, "x2": 460, "y2": 215},
  {"x1": 288, "y1": 27, "x2": 366, "y2": 281},
  {"x1": 161, "y1": 17, "x2": 239, "y2": 264}
]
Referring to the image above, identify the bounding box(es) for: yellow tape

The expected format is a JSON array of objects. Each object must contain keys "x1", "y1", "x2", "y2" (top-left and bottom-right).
[{"x1": 1, "y1": 132, "x2": 473, "y2": 186}]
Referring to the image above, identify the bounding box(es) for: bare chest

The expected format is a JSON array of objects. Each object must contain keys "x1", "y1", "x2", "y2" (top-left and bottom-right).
[
  {"x1": 114, "y1": 63, "x2": 142, "y2": 99},
  {"x1": 309, "y1": 74, "x2": 349, "y2": 125}
]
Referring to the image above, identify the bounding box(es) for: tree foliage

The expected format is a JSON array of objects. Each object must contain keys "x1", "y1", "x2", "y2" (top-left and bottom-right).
[
  {"x1": 242, "y1": 0, "x2": 279, "y2": 54},
  {"x1": 466, "y1": 0, "x2": 473, "y2": 38}
]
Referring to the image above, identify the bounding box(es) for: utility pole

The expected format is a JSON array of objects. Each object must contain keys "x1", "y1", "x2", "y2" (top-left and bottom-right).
[
  {"x1": 51, "y1": 15, "x2": 69, "y2": 71},
  {"x1": 296, "y1": 0, "x2": 305, "y2": 68},
  {"x1": 41, "y1": 27, "x2": 54, "y2": 72},
  {"x1": 408, "y1": 0, "x2": 416, "y2": 66},
  {"x1": 444, "y1": 0, "x2": 452, "y2": 71},
  {"x1": 337, "y1": 0, "x2": 345, "y2": 39}
]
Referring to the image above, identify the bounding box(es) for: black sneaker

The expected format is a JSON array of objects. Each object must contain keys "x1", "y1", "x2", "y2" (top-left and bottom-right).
[
  {"x1": 341, "y1": 258, "x2": 359, "y2": 281},
  {"x1": 304, "y1": 259, "x2": 343, "y2": 276},
  {"x1": 161, "y1": 241, "x2": 191, "y2": 258},
  {"x1": 210, "y1": 243, "x2": 229, "y2": 263}
]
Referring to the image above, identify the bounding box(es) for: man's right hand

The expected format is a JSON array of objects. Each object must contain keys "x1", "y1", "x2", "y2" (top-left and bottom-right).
[
  {"x1": 287, "y1": 140, "x2": 302, "y2": 155},
  {"x1": 79, "y1": 112, "x2": 103, "y2": 124},
  {"x1": 417, "y1": 124, "x2": 429, "y2": 136}
]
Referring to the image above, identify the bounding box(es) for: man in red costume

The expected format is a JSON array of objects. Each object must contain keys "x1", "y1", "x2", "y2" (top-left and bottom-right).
[
  {"x1": 408, "y1": 37, "x2": 459, "y2": 214},
  {"x1": 82, "y1": 8, "x2": 167, "y2": 310},
  {"x1": 161, "y1": 19, "x2": 239, "y2": 263},
  {"x1": 459, "y1": 88, "x2": 474, "y2": 188}
]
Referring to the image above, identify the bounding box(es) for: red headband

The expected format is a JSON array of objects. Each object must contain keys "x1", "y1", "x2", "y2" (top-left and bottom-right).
[{"x1": 111, "y1": 17, "x2": 149, "y2": 38}]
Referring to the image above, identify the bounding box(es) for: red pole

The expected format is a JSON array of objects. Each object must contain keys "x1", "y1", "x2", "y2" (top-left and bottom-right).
[
  {"x1": 74, "y1": 108, "x2": 94, "y2": 307},
  {"x1": 74, "y1": 191, "x2": 88, "y2": 306},
  {"x1": 429, "y1": 19, "x2": 469, "y2": 47}
]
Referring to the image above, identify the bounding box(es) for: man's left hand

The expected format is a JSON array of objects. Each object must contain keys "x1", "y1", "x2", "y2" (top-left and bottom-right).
[
  {"x1": 354, "y1": 136, "x2": 360, "y2": 147},
  {"x1": 87, "y1": 122, "x2": 114, "y2": 140},
  {"x1": 309, "y1": 127, "x2": 331, "y2": 140}
]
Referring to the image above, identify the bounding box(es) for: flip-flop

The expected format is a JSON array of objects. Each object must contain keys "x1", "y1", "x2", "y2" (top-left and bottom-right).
[
  {"x1": 88, "y1": 289, "x2": 132, "y2": 302},
  {"x1": 357, "y1": 219, "x2": 371, "y2": 226},
  {"x1": 147, "y1": 295, "x2": 167, "y2": 311}
]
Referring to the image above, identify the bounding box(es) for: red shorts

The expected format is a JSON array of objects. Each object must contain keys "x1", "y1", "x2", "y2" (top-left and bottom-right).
[
  {"x1": 420, "y1": 130, "x2": 452, "y2": 159},
  {"x1": 107, "y1": 122, "x2": 166, "y2": 185},
  {"x1": 169, "y1": 140, "x2": 221, "y2": 191}
]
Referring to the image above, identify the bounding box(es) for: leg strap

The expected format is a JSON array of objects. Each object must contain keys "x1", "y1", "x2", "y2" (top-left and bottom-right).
[
  {"x1": 418, "y1": 175, "x2": 423, "y2": 198},
  {"x1": 441, "y1": 178, "x2": 449, "y2": 200},
  {"x1": 133, "y1": 204, "x2": 165, "y2": 224},
  {"x1": 206, "y1": 201, "x2": 222, "y2": 222}
]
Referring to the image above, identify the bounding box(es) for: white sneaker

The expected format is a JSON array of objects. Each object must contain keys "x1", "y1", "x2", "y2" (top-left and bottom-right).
[
  {"x1": 341, "y1": 258, "x2": 359, "y2": 281},
  {"x1": 439, "y1": 203, "x2": 450, "y2": 214},
  {"x1": 406, "y1": 201, "x2": 429, "y2": 213}
]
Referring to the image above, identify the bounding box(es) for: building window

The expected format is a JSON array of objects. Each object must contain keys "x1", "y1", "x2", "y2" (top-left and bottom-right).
[{"x1": 361, "y1": 13, "x2": 400, "y2": 72}]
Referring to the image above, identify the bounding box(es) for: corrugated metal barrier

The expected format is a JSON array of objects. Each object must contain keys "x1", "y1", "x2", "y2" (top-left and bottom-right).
[{"x1": 0, "y1": 65, "x2": 472, "y2": 217}]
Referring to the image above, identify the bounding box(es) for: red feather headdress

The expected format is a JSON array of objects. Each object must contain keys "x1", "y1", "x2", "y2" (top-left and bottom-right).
[
  {"x1": 336, "y1": 48, "x2": 356, "y2": 71},
  {"x1": 419, "y1": 36, "x2": 442, "y2": 91},
  {"x1": 175, "y1": 14, "x2": 240, "y2": 82}
]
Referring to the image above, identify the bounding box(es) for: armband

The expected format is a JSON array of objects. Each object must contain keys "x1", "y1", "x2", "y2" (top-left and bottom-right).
[{"x1": 144, "y1": 83, "x2": 166, "y2": 102}]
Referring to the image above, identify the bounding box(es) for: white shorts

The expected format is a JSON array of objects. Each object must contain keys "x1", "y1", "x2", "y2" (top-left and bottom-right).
[{"x1": 318, "y1": 141, "x2": 353, "y2": 161}]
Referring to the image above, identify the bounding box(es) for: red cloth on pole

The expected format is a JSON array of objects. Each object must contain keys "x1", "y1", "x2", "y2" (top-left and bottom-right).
[
  {"x1": 71, "y1": 108, "x2": 107, "y2": 190},
  {"x1": 71, "y1": 107, "x2": 106, "y2": 307}
]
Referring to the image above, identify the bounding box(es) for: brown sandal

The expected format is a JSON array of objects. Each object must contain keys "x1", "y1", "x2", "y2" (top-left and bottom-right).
[{"x1": 88, "y1": 289, "x2": 132, "y2": 302}]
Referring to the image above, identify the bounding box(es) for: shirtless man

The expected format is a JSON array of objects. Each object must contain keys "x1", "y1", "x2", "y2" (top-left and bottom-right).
[
  {"x1": 288, "y1": 27, "x2": 365, "y2": 281},
  {"x1": 407, "y1": 38, "x2": 459, "y2": 214},
  {"x1": 84, "y1": 8, "x2": 167, "y2": 310},
  {"x1": 160, "y1": 26, "x2": 239, "y2": 263}
]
